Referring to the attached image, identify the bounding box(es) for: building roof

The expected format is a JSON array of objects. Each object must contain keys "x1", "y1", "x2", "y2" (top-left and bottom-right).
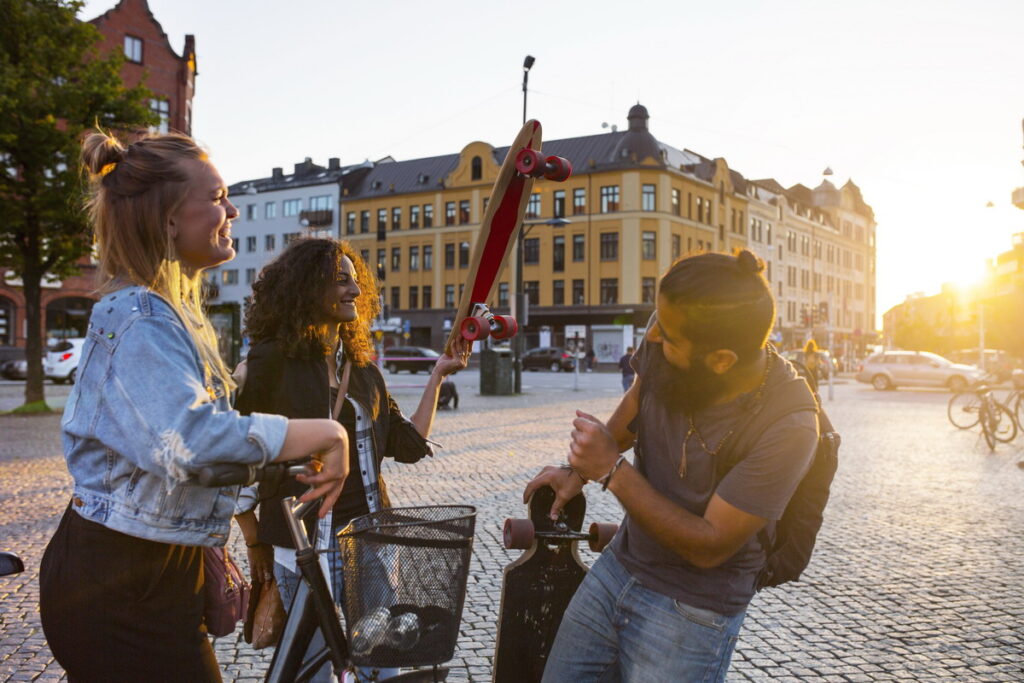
[
  {"x1": 228, "y1": 158, "x2": 369, "y2": 195},
  {"x1": 89, "y1": 0, "x2": 192, "y2": 64}
]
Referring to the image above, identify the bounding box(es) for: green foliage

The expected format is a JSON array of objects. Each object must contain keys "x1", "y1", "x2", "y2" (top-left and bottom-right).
[{"x1": 0, "y1": 0, "x2": 157, "y2": 279}]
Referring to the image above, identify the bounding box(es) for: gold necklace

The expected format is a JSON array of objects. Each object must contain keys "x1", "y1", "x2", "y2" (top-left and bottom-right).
[{"x1": 678, "y1": 345, "x2": 775, "y2": 478}]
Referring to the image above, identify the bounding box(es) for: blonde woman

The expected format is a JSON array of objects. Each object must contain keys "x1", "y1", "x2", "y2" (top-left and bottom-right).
[{"x1": 38, "y1": 131, "x2": 349, "y2": 682}]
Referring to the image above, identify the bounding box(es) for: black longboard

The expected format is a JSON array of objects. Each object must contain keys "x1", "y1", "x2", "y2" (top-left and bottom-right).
[{"x1": 492, "y1": 486, "x2": 617, "y2": 683}]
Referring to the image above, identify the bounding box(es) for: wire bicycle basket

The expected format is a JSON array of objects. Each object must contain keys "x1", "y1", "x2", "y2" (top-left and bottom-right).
[{"x1": 337, "y1": 505, "x2": 476, "y2": 668}]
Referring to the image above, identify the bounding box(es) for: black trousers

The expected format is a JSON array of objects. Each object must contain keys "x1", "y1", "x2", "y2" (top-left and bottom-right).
[{"x1": 39, "y1": 504, "x2": 222, "y2": 683}]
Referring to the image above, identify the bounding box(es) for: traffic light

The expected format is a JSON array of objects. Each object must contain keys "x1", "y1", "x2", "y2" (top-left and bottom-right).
[{"x1": 818, "y1": 301, "x2": 829, "y2": 324}]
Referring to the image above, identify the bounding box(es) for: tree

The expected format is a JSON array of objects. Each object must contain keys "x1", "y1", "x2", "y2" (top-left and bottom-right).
[{"x1": 0, "y1": 0, "x2": 156, "y2": 409}]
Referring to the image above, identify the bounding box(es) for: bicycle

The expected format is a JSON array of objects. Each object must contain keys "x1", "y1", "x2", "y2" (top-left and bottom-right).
[
  {"x1": 948, "y1": 385, "x2": 1017, "y2": 450},
  {"x1": 199, "y1": 463, "x2": 476, "y2": 683}
]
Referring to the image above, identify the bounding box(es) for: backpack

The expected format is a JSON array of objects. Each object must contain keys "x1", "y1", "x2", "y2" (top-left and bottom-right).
[{"x1": 716, "y1": 365, "x2": 840, "y2": 591}]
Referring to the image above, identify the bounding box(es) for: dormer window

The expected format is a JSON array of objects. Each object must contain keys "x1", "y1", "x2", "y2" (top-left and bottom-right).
[
  {"x1": 471, "y1": 156, "x2": 482, "y2": 181},
  {"x1": 371, "y1": 180, "x2": 382, "y2": 190},
  {"x1": 417, "y1": 173, "x2": 430, "y2": 184},
  {"x1": 124, "y1": 35, "x2": 143, "y2": 63}
]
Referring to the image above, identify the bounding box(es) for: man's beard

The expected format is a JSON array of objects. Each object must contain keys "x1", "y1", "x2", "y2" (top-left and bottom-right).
[{"x1": 644, "y1": 342, "x2": 729, "y2": 416}]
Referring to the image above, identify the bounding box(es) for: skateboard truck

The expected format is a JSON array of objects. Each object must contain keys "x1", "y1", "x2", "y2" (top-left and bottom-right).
[
  {"x1": 513, "y1": 149, "x2": 573, "y2": 182},
  {"x1": 503, "y1": 515, "x2": 618, "y2": 553},
  {"x1": 459, "y1": 303, "x2": 518, "y2": 342}
]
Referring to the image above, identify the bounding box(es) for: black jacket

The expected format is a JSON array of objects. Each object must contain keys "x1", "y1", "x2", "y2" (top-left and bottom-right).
[{"x1": 236, "y1": 339, "x2": 432, "y2": 547}]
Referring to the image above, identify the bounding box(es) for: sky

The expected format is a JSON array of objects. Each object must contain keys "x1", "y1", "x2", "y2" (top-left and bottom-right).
[{"x1": 82, "y1": 0, "x2": 1024, "y2": 323}]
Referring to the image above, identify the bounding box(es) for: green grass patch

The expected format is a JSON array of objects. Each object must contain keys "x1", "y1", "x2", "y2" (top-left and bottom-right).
[{"x1": 6, "y1": 400, "x2": 53, "y2": 415}]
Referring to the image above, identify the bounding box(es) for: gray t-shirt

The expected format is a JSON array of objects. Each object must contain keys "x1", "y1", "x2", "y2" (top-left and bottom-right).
[{"x1": 610, "y1": 342, "x2": 818, "y2": 615}]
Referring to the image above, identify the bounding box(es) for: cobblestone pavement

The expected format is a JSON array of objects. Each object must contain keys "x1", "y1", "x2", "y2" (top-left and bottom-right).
[{"x1": 1, "y1": 373, "x2": 1022, "y2": 681}]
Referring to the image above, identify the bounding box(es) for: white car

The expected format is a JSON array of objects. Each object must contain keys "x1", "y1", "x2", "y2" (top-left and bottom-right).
[
  {"x1": 45, "y1": 338, "x2": 86, "y2": 384},
  {"x1": 855, "y1": 350, "x2": 982, "y2": 392}
]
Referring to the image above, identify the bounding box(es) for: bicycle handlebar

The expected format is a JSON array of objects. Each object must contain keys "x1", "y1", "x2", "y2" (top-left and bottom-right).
[{"x1": 196, "y1": 462, "x2": 314, "y2": 488}]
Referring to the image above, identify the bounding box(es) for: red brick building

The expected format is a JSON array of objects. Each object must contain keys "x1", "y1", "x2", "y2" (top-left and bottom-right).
[{"x1": 0, "y1": 0, "x2": 196, "y2": 349}]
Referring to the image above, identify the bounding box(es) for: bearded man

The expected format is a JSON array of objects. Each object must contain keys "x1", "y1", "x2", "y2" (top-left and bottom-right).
[{"x1": 526, "y1": 249, "x2": 819, "y2": 682}]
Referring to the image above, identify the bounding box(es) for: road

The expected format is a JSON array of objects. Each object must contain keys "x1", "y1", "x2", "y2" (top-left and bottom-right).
[{"x1": 0, "y1": 372, "x2": 1022, "y2": 681}]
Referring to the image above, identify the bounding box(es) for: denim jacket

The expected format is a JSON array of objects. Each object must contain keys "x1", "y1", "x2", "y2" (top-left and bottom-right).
[{"x1": 61, "y1": 286, "x2": 288, "y2": 547}]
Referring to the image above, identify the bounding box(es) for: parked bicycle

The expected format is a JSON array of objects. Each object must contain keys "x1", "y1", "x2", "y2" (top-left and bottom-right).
[
  {"x1": 947, "y1": 385, "x2": 1018, "y2": 450},
  {"x1": 199, "y1": 463, "x2": 476, "y2": 683}
]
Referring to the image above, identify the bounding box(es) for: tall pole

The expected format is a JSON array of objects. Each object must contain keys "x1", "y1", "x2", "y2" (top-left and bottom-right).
[{"x1": 514, "y1": 55, "x2": 534, "y2": 394}]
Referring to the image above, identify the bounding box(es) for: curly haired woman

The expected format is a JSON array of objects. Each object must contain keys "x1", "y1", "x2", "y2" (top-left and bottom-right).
[{"x1": 233, "y1": 237, "x2": 468, "y2": 681}]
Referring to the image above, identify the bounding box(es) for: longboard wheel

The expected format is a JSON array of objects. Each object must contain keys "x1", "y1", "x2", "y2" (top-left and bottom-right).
[
  {"x1": 490, "y1": 315, "x2": 518, "y2": 340},
  {"x1": 514, "y1": 148, "x2": 544, "y2": 177},
  {"x1": 460, "y1": 316, "x2": 491, "y2": 341},
  {"x1": 503, "y1": 518, "x2": 536, "y2": 550},
  {"x1": 588, "y1": 522, "x2": 618, "y2": 552},
  {"x1": 543, "y1": 155, "x2": 572, "y2": 182}
]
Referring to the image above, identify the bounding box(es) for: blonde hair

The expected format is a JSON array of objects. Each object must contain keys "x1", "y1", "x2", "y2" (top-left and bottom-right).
[{"x1": 81, "y1": 130, "x2": 234, "y2": 394}]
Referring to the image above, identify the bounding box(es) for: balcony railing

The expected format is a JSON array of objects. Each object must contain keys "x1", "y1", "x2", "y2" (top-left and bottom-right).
[{"x1": 299, "y1": 209, "x2": 334, "y2": 227}]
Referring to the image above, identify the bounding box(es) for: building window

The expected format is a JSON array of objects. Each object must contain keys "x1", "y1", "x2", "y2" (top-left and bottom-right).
[
  {"x1": 445, "y1": 284, "x2": 455, "y2": 308},
  {"x1": 409, "y1": 246, "x2": 419, "y2": 271},
  {"x1": 600, "y1": 232, "x2": 619, "y2": 261},
  {"x1": 360, "y1": 210, "x2": 370, "y2": 233},
  {"x1": 600, "y1": 186, "x2": 620, "y2": 213},
  {"x1": 471, "y1": 156, "x2": 482, "y2": 181},
  {"x1": 671, "y1": 188, "x2": 681, "y2": 216},
  {"x1": 245, "y1": 236, "x2": 256, "y2": 253},
  {"x1": 672, "y1": 234, "x2": 681, "y2": 260},
  {"x1": 445, "y1": 202, "x2": 456, "y2": 226},
  {"x1": 410, "y1": 205, "x2": 420, "y2": 229},
  {"x1": 283, "y1": 232, "x2": 300, "y2": 245},
  {"x1": 553, "y1": 279, "x2": 564, "y2": 305},
  {"x1": 377, "y1": 208, "x2": 387, "y2": 231},
  {"x1": 526, "y1": 193, "x2": 541, "y2": 219},
  {"x1": 264, "y1": 234, "x2": 277, "y2": 251},
  {"x1": 459, "y1": 241, "x2": 470, "y2": 268},
  {"x1": 445, "y1": 243, "x2": 455, "y2": 269},
  {"x1": 642, "y1": 184, "x2": 656, "y2": 212},
  {"x1": 573, "y1": 188, "x2": 586, "y2": 215},
  {"x1": 423, "y1": 285, "x2": 432, "y2": 309},
  {"x1": 553, "y1": 190, "x2": 566, "y2": 218},
  {"x1": 572, "y1": 234, "x2": 585, "y2": 262},
  {"x1": 232, "y1": 238, "x2": 239, "y2": 253},
  {"x1": 149, "y1": 98, "x2": 169, "y2": 134},
  {"x1": 600, "y1": 278, "x2": 618, "y2": 304},
  {"x1": 642, "y1": 277, "x2": 656, "y2": 304},
  {"x1": 124, "y1": 35, "x2": 143, "y2": 63},
  {"x1": 459, "y1": 200, "x2": 471, "y2": 224},
  {"x1": 360, "y1": 249, "x2": 370, "y2": 265},
  {"x1": 265, "y1": 202, "x2": 277, "y2": 219},
  {"x1": 346, "y1": 212, "x2": 356, "y2": 234},
  {"x1": 423, "y1": 245, "x2": 433, "y2": 271},
  {"x1": 572, "y1": 279, "x2": 585, "y2": 305},
  {"x1": 409, "y1": 286, "x2": 419, "y2": 310},
  {"x1": 377, "y1": 248, "x2": 386, "y2": 275},
  {"x1": 523, "y1": 237, "x2": 540, "y2": 265},
  {"x1": 283, "y1": 199, "x2": 301, "y2": 217},
  {"x1": 386, "y1": 246, "x2": 400, "y2": 272},
  {"x1": 553, "y1": 235, "x2": 565, "y2": 272},
  {"x1": 423, "y1": 204, "x2": 433, "y2": 228},
  {"x1": 391, "y1": 287, "x2": 401, "y2": 311},
  {"x1": 245, "y1": 268, "x2": 256, "y2": 285},
  {"x1": 392, "y1": 207, "x2": 402, "y2": 231},
  {"x1": 246, "y1": 204, "x2": 258, "y2": 220},
  {"x1": 498, "y1": 282, "x2": 509, "y2": 308},
  {"x1": 642, "y1": 231, "x2": 656, "y2": 260},
  {"x1": 524, "y1": 281, "x2": 540, "y2": 306},
  {"x1": 310, "y1": 195, "x2": 331, "y2": 211},
  {"x1": 766, "y1": 223, "x2": 772, "y2": 245},
  {"x1": 221, "y1": 269, "x2": 238, "y2": 285}
]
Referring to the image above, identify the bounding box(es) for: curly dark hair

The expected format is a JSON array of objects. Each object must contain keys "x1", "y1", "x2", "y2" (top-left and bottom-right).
[{"x1": 244, "y1": 238, "x2": 380, "y2": 365}]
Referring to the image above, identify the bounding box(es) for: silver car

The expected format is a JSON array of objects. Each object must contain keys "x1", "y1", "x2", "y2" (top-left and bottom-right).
[{"x1": 855, "y1": 350, "x2": 982, "y2": 392}]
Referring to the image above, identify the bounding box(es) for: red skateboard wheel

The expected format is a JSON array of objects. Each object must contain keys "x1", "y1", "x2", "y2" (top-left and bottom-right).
[
  {"x1": 514, "y1": 148, "x2": 544, "y2": 177},
  {"x1": 504, "y1": 518, "x2": 536, "y2": 550},
  {"x1": 490, "y1": 315, "x2": 518, "y2": 340},
  {"x1": 460, "y1": 316, "x2": 491, "y2": 342},
  {"x1": 543, "y1": 155, "x2": 572, "y2": 182},
  {"x1": 588, "y1": 522, "x2": 618, "y2": 552}
]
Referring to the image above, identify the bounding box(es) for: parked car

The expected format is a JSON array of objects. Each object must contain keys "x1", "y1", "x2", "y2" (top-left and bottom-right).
[
  {"x1": 523, "y1": 346, "x2": 575, "y2": 372},
  {"x1": 45, "y1": 338, "x2": 86, "y2": 384},
  {"x1": 382, "y1": 346, "x2": 440, "y2": 374},
  {"x1": 855, "y1": 350, "x2": 982, "y2": 392},
  {"x1": 1, "y1": 359, "x2": 27, "y2": 380}
]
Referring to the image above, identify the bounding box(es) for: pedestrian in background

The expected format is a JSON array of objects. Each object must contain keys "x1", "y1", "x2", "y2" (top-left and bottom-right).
[
  {"x1": 804, "y1": 338, "x2": 822, "y2": 380},
  {"x1": 618, "y1": 346, "x2": 636, "y2": 392},
  {"x1": 39, "y1": 131, "x2": 348, "y2": 682},
  {"x1": 585, "y1": 347, "x2": 596, "y2": 372}
]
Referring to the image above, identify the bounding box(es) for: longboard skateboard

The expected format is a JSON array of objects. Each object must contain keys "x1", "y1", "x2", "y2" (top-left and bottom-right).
[
  {"x1": 492, "y1": 486, "x2": 618, "y2": 683},
  {"x1": 444, "y1": 120, "x2": 572, "y2": 355}
]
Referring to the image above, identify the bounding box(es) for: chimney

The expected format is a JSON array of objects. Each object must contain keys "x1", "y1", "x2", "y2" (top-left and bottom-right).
[
  {"x1": 328, "y1": 157, "x2": 340, "y2": 170},
  {"x1": 271, "y1": 167, "x2": 283, "y2": 180}
]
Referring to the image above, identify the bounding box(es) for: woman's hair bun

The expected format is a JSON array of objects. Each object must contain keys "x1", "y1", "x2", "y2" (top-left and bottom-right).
[
  {"x1": 81, "y1": 131, "x2": 126, "y2": 176},
  {"x1": 736, "y1": 249, "x2": 765, "y2": 274}
]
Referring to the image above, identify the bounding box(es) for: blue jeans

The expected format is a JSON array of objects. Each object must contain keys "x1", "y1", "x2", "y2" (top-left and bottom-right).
[
  {"x1": 621, "y1": 375, "x2": 635, "y2": 393},
  {"x1": 542, "y1": 551, "x2": 746, "y2": 683},
  {"x1": 275, "y1": 532, "x2": 399, "y2": 683}
]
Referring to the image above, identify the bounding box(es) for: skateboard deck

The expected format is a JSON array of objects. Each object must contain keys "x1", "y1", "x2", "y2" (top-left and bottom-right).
[
  {"x1": 492, "y1": 486, "x2": 614, "y2": 683},
  {"x1": 444, "y1": 120, "x2": 571, "y2": 355}
]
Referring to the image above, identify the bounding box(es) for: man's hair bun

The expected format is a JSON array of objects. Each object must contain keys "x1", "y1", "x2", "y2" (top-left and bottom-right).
[
  {"x1": 736, "y1": 249, "x2": 765, "y2": 274},
  {"x1": 81, "y1": 131, "x2": 126, "y2": 176}
]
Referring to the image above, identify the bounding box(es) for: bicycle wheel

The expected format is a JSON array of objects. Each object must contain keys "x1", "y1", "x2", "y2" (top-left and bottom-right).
[
  {"x1": 1012, "y1": 392, "x2": 1024, "y2": 431},
  {"x1": 981, "y1": 406, "x2": 997, "y2": 451},
  {"x1": 948, "y1": 391, "x2": 981, "y2": 429},
  {"x1": 991, "y1": 402, "x2": 1018, "y2": 443}
]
